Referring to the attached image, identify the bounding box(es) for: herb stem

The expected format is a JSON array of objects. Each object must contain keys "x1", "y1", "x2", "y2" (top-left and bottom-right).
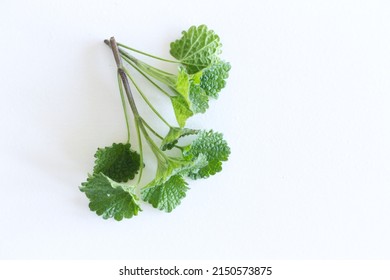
[
  {"x1": 109, "y1": 37, "x2": 140, "y2": 120},
  {"x1": 124, "y1": 69, "x2": 172, "y2": 128},
  {"x1": 141, "y1": 118, "x2": 164, "y2": 140},
  {"x1": 138, "y1": 120, "x2": 169, "y2": 163},
  {"x1": 121, "y1": 55, "x2": 172, "y2": 98},
  {"x1": 120, "y1": 50, "x2": 175, "y2": 76},
  {"x1": 135, "y1": 119, "x2": 144, "y2": 185},
  {"x1": 109, "y1": 38, "x2": 169, "y2": 176},
  {"x1": 105, "y1": 39, "x2": 176, "y2": 87},
  {"x1": 117, "y1": 42, "x2": 179, "y2": 64},
  {"x1": 117, "y1": 74, "x2": 131, "y2": 143}
]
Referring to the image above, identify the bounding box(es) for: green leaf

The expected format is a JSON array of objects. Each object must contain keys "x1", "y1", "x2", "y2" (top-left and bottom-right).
[
  {"x1": 179, "y1": 153, "x2": 208, "y2": 176},
  {"x1": 170, "y1": 25, "x2": 222, "y2": 74},
  {"x1": 147, "y1": 154, "x2": 206, "y2": 194},
  {"x1": 175, "y1": 67, "x2": 190, "y2": 102},
  {"x1": 189, "y1": 83, "x2": 209, "y2": 113},
  {"x1": 80, "y1": 173, "x2": 141, "y2": 221},
  {"x1": 188, "y1": 157, "x2": 222, "y2": 179},
  {"x1": 93, "y1": 143, "x2": 140, "y2": 182},
  {"x1": 192, "y1": 71, "x2": 203, "y2": 85},
  {"x1": 170, "y1": 95, "x2": 194, "y2": 127},
  {"x1": 183, "y1": 130, "x2": 230, "y2": 179},
  {"x1": 161, "y1": 127, "x2": 198, "y2": 151},
  {"x1": 200, "y1": 60, "x2": 231, "y2": 99},
  {"x1": 173, "y1": 68, "x2": 209, "y2": 115},
  {"x1": 141, "y1": 175, "x2": 188, "y2": 212},
  {"x1": 154, "y1": 156, "x2": 192, "y2": 183}
]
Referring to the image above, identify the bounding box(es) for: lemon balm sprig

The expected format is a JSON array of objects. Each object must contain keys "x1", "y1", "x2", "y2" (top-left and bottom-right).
[{"x1": 80, "y1": 26, "x2": 231, "y2": 221}]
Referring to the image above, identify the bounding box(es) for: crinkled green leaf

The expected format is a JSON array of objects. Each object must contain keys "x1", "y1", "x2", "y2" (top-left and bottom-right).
[
  {"x1": 161, "y1": 127, "x2": 198, "y2": 151},
  {"x1": 170, "y1": 25, "x2": 222, "y2": 74},
  {"x1": 188, "y1": 157, "x2": 222, "y2": 179},
  {"x1": 80, "y1": 173, "x2": 141, "y2": 221},
  {"x1": 141, "y1": 175, "x2": 188, "y2": 212},
  {"x1": 183, "y1": 130, "x2": 230, "y2": 179},
  {"x1": 170, "y1": 95, "x2": 193, "y2": 127},
  {"x1": 93, "y1": 143, "x2": 140, "y2": 182},
  {"x1": 189, "y1": 83, "x2": 209, "y2": 113},
  {"x1": 200, "y1": 60, "x2": 231, "y2": 99},
  {"x1": 179, "y1": 153, "x2": 208, "y2": 176}
]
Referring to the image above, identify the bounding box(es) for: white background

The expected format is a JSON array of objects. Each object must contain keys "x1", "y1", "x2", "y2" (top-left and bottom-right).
[{"x1": 1, "y1": 0, "x2": 390, "y2": 259}]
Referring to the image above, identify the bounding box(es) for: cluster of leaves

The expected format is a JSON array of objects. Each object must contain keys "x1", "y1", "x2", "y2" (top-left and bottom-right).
[{"x1": 80, "y1": 25, "x2": 231, "y2": 221}]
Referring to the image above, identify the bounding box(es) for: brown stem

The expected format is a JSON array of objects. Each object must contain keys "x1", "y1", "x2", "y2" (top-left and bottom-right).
[{"x1": 109, "y1": 37, "x2": 140, "y2": 119}]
